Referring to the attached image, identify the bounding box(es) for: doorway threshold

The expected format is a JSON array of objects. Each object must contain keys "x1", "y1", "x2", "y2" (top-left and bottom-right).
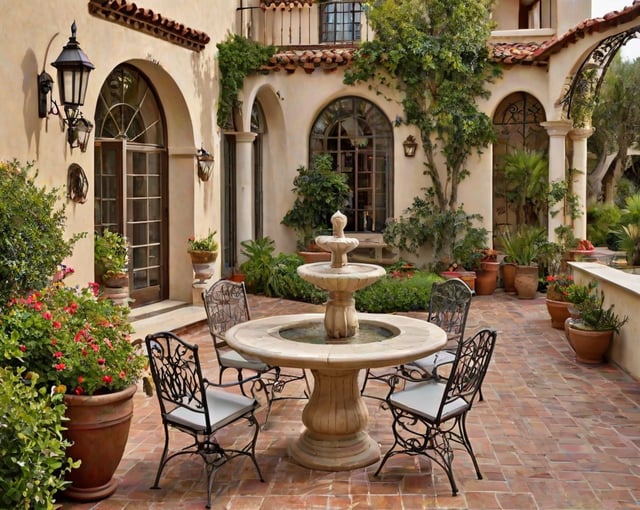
[{"x1": 129, "y1": 300, "x2": 207, "y2": 340}]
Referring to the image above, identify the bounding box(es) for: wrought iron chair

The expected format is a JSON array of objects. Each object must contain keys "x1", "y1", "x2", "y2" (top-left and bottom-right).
[
  {"x1": 361, "y1": 277, "x2": 473, "y2": 400},
  {"x1": 202, "y1": 279, "x2": 307, "y2": 426},
  {"x1": 375, "y1": 328, "x2": 498, "y2": 496},
  {"x1": 145, "y1": 331, "x2": 264, "y2": 509},
  {"x1": 404, "y1": 277, "x2": 478, "y2": 394}
]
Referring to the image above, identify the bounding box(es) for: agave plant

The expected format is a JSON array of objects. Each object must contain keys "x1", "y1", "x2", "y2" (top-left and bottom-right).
[{"x1": 616, "y1": 224, "x2": 640, "y2": 266}]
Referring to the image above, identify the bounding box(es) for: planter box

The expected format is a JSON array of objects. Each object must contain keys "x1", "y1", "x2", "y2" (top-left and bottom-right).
[{"x1": 440, "y1": 271, "x2": 476, "y2": 292}]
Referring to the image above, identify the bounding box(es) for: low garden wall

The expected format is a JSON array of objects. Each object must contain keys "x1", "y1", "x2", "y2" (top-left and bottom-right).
[{"x1": 570, "y1": 262, "x2": 640, "y2": 380}]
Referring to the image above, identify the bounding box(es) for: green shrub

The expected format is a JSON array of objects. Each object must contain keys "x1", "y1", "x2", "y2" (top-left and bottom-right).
[
  {"x1": 355, "y1": 271, "x2": 442, "y2": 313},
  {"x1": 0, "y1": 160, "x2": 83, "y2": 307},
  {"x1": 0, "y1": 367, "x2": 78, "y2": 509},
  {"x1": 587, "y1": 203, "x2": 622, "y2": 249}
]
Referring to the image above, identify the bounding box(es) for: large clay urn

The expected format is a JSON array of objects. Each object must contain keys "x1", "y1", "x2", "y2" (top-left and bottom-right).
[
  {"x1": 475, "y1": 261, "x2": 499, "y2": 296},
  {"x1": 63, "y1": 384, "x2": 137, "y2": 501},
  {"x1": 514, "y1": 265, "x2": 538, "y2": 299},
  {"x1": 501, "y1": 262, "x2": 517, "y2": 293}
]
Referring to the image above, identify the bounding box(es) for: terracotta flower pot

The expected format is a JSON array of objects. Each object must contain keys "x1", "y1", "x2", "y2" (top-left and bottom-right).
[
  {"x1": 566, "y1": 324, "x2": 614, "y2": 364},
  {"x1": 545, "y1": 298, "x2": 571, "y2": 329},
  {"x1": 475, "y1": 261, "x2": 499, "y2": 295},
  {"x1": 501, "y1": 262, "x2": 517, "y2": 293},
  {"x1": 63, "y1": 384, "x2": 137, "y2": 501},
  {"x1": 514, "y1": 265, "x2": 538, "y2": 299}
]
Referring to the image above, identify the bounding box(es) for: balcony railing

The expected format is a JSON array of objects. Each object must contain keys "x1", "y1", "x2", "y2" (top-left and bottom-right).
[{"x1": 236, "y1": 1, "x2": 371, "y2": 48}]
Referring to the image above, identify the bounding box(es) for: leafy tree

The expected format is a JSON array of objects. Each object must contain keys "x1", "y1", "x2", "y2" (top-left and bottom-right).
[
  {"x1": 344, "y1": 0, "x2": 501, "y2": 213},
  {"x1": 590, "y1": 55, "x2": 640, "y2": 204}
]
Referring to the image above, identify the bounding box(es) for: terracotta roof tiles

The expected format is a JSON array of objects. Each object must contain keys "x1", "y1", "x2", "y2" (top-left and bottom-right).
[{"x1": 88, "y1": 0, "x2": 210, "y2": 52}]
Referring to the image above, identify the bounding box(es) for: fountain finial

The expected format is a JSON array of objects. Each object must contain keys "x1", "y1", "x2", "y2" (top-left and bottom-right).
[{"x1": 332, "y1": 211, "x2": 347, "y2": 238}]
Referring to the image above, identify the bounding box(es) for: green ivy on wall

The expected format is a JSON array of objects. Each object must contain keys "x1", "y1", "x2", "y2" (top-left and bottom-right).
[{"x1": 216, "y1": 35, "x2": 276, "y2": 128}]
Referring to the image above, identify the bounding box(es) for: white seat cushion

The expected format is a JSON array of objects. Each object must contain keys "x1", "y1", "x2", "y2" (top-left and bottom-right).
[
  {"x1": 167, "y1": 389, "x2": 256, "y2": 431},
  {"x1": 389, "y1": 380, "x2": 469, "y2": 422}
]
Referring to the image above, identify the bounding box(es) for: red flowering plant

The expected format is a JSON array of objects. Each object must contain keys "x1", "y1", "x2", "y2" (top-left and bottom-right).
[
  {"x1": 0, "y1": 282, "x2": 146, "y2": 396},
  {"x1": 545, "y1": 273, "x2": 575, "y2": 302}
]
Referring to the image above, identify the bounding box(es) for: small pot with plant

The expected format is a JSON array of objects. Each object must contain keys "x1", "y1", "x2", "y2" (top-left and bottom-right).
[
  {"x1": 565, "y1": 283, "x2": 629, "y2": 364},
  {"x1": 544, "y1": 273, "x2": 574, "y2": 328},
  {"x1": 94, "y1": 229, "x2": 129, "y2": 289},
  {"x1": 187, "y1": 231, "x2": 218, "y2": 283},
  {"x1": 474, "y1": 248, "x2": 499, "y2": 296},
  {"x1": 281, "y1": 153, "x2": 352, "y2": 260}
]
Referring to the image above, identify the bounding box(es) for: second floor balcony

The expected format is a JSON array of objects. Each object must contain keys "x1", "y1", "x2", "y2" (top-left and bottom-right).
[{"x1": 236, "y1": 1, "x2": 371, "y2": 49}]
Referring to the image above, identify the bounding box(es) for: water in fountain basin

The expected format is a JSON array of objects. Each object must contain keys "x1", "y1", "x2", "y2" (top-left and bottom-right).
[{"x1": 280, "y1": 321, "x2": 396, "y2": 345}]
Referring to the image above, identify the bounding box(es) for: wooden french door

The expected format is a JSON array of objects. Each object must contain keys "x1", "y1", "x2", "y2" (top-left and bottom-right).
[{"x1": 95, "y1": 141, "x2": 168, "y2": 306}]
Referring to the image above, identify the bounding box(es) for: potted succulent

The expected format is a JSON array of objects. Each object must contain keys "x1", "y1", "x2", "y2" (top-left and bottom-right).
[
  {"x1": 187, "y1": 231, "x2": 218, "y2": 283},
  {"x1": 0, "y1": 281, "x2": 146, "y2": 501},
  {"x1": 500, "y1": 226, "x2": 545, "y2": 299},
  {"x1": 565, "y1": 284, "x2": 629, "y2": 364},
  {"x1": 281, "y1": 153, "x2": 352, "y2": 261}
]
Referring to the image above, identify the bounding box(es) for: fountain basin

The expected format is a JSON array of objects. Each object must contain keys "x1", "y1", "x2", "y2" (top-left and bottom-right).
[
  {"x1": 297, "y1": 262, "x2": 385, "y2": 292},
  {"x1": 226, "y1": 313, "x2": 445, "y2": 371}
]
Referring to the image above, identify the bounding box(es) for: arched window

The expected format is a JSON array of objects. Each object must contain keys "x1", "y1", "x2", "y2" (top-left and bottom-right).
[{"x1": 310, "y1": 96, "x2": 393, "y2": 232}]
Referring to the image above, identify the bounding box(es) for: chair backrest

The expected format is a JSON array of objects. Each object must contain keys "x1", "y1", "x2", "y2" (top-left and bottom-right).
[
  {"x1": 436, "y1": 328, "x2": 497, "y2": 422},
  {"x1": 428, "y1": 278, "x2": 473, "y2": 349},
  {"x1": 202, "y1": 279, "x2": 251, "y2": 349},
  {"x1": 145, "y1": 331, "x2": 212, "y2": 432}
]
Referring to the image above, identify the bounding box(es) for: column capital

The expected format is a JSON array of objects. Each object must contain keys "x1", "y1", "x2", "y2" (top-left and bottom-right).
[
  {"x1": 234, "y1": 131, "x2": 258, "y2": 144},
  {"x1": 540, "y1": 120, "x2": 573, "y2": 137},
  {"x1": 569, "y1": 127, "x2": 595, "y2": 141}
]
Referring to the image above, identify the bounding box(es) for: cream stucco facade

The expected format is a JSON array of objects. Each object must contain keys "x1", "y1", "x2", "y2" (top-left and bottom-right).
[{"x1": 2, "y1": 0, "x2": 640, "y2": 308}]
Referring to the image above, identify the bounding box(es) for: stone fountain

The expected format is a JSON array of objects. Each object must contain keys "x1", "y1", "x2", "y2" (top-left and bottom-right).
[{"x1": 225, "y1": 211, "x2": 446, "y2": 471}]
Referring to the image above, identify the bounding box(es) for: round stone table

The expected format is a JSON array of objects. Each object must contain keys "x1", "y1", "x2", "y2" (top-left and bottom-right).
[{"x1": 225, "y1": 313, "x2": 447, "y2": 471}]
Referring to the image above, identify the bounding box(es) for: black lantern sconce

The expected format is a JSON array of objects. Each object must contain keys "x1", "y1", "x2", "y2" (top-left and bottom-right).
[
  {"x1": 38, "y1": 22, "x2": 95, "y2": 152},
  {"x1": 403, "y1": 135, "x2": 418, "y2": 157},
  {"x1": 196, "y1": 147, "x2": 214, "y2": 182}
]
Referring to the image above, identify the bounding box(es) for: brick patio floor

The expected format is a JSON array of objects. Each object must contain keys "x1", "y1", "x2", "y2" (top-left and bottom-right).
[{"x1": 60, "y1": 290, "x2": 640, "y2": 509}]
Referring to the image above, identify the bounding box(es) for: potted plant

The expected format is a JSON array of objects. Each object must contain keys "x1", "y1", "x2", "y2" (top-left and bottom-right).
[
  {"x1": 281, "y1": 153, "x2": 352, "y2": 261},
  {"x1": 565, "y1": 285, "x2": 629, "y2": 364},
  {"x1": 187, "y1": 231, "x2": 219, "y2": 283},
  {"x1": 615, "y1": 224, "x2": 640, "y2": 266},
  {"x1": 95, "y1": 229, "x2": 129, "y2": 287},
  {"x1": 500, "y1": 226, "x2": 545, "y2": 299},
  {"x1": 544, "y1": 273, "x2": 575, "y2": 328},
  {"x1": 0, "y1": 281, "x2": 146, "y2": 501},
  {"x1": 474, "y1": 248, "x2": 500, "y2": 296}
]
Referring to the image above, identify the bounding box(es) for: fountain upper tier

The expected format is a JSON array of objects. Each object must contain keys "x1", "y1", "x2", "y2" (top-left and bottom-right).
[{"x1": 296, "y1": 211, "x2": 386, "y2": 338}]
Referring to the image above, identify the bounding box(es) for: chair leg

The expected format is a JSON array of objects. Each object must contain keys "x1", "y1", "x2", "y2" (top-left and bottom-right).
[
  {"x1": 458, "y1": 414, "x2": 483, "y2": 480},
  {"x1": 478, "y1": 387, "x2": 484, "y2": 401},
  {"x1": 151, "y1": 423, "x2": 171, "y2": 490},
  {"x1": 360, "y1": 368, "x2": 371, "y2": 395}
]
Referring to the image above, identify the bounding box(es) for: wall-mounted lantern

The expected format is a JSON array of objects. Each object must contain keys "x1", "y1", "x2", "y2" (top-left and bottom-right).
[
  {"x1": 403, "y1": 135, "x2": 418, "y2": 157},
  {"x1": 38, "y1": 22, "x2": 95, "y2": 152},
  {"x1": 196, "y1": 147, "x2": 214, "y2": 182}
]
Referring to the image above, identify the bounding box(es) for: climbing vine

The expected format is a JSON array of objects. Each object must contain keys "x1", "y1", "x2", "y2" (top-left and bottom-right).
[{"x1": 216, "y1": 35, "x2": 275, "y2": 128}]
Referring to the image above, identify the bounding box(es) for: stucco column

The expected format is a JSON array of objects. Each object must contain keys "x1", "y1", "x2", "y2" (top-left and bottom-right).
[
  {"x1": 541, "y1": 120, "x2": 573, "y2": 242},
  {"x1": 569, "y1": 127, "x2": 594, "y2": 241},
  {"x1": 235, "y1": 132, "x2": 257, "y2": 263}
]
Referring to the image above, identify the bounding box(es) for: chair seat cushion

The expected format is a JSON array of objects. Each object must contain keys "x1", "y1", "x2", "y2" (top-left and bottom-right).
[
  {"x1": 219, "y1": 349, "x2": 270, "y2": 372},
  {"x1": 168, "y1": 389, "x2": 256, "y2": 431},
  {"x1": 389, "y1": 380, "x2": 469, "y2": 422},
  {"x1": 410, "y1": 350, "x2": 455, "y2": 373}
]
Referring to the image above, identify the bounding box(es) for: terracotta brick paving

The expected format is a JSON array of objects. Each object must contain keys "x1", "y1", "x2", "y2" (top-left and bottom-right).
[{"x1": 60, "y1": 291, "x2": 640, "y2": 509}]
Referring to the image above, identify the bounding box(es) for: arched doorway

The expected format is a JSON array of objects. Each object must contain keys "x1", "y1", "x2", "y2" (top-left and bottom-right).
[
  {"x1": 310, "y1": 96, "x2": 393, "y2": 232},
  {"x1": 94, "y1": 64, "x2": 168, "y2": 307},
  {"x1": 492, "y1": 92, "x2": 548, "y2": 236}
]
